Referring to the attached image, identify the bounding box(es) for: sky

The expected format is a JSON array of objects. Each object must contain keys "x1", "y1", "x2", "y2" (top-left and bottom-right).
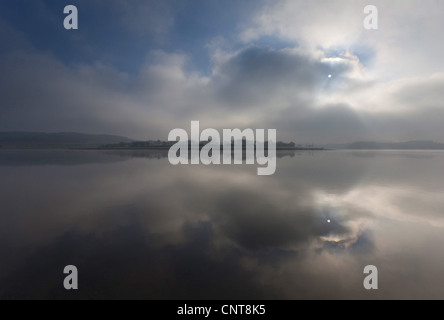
[{"x1": 1, "y1": 0, "x2": 444, "y2": 143}]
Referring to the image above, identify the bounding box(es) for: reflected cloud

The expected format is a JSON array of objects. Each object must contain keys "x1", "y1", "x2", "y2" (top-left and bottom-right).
[
  {"x1": 1, "y1": 150, "x2": 444, "y2": 298},
  {"x1": 316, "y1": 185, "x2": 444, "y2": 228}
]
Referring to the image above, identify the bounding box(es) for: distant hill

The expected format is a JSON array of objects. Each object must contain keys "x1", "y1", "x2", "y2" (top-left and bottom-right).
[
  {"x1": 348, "y1": 140, "x2": 444, "y2": 150},
  {"x1": 101, "y1": 140, "x2": 324, "y2": 150},
  {"x1": 0, "y1": 132, "x2": 133, "y2": 149}
]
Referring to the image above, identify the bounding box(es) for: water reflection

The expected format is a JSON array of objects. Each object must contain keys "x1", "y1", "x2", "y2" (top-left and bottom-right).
[{"x1": 1, "y1": 150, "x2": 444, "y2": 299}]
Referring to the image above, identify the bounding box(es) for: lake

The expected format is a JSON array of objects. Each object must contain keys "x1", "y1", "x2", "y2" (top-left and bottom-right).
[{"x1": 1, "y1": 149, "x2": 444, "y2": 299}]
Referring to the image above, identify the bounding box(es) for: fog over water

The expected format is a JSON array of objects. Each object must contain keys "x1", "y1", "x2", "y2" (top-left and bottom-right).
[{"x1": 1, "y1": 150, "x2": 444, "y2": 299}]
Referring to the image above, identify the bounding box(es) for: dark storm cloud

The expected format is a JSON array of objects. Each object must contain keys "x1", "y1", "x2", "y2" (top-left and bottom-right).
[{"x1": 211, "y1": 47, "x2": 350, "y2": 108}]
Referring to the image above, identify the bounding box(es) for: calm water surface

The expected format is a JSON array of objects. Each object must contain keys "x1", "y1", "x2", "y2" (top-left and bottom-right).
[{"x1": 1, "y1": 149, "x2": 444, "y2": 299}]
